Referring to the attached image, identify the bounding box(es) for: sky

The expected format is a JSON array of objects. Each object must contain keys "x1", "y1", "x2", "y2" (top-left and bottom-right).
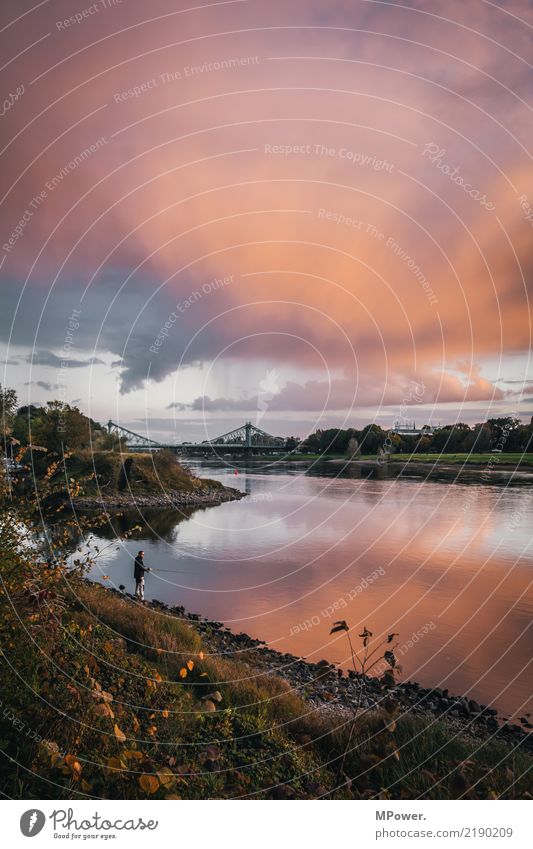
[{"x1": 1, "y1": 0, "x2": 532, "y2": 442}]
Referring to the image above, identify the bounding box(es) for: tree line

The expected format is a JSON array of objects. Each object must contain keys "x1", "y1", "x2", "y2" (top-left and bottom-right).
[
  {"x1": 1, "y1": 384, "x2": 532, "y2": 459},
  {"x1": 300, "y1": 418, "x2": 533, "y2": 456},
  {"x1": 0, "y1": 386, "x2": 122, "y2": 458}
]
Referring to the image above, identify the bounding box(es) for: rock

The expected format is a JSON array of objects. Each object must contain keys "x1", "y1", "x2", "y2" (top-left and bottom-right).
[
  {"x1": 201, "y1": 700, "x2": 217, "y2": 712},
  {"x1": 468, "y1": 699, "x2": 481, "y2": 714}
]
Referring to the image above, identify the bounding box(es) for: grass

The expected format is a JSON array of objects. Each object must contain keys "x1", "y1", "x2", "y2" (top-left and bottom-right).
[
  {"x1": 44, "y1": 449, "x2": 225, "y2": 499},
  {"x1": 1, "y1": 572, "x2": 531, "y2": 800},
  {"x1": 385, "y1": 452, "x2": 533, "y2": 466},
  {"x1": 246, "y1": 453, "x2": 533, "y2": 466}
]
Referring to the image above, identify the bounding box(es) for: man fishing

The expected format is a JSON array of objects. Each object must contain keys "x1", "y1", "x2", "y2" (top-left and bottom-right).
[{"x1": 133, "y1": 550, "x2": 152, "y2": 602}]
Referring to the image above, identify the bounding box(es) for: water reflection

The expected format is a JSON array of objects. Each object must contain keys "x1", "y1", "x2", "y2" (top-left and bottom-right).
[{"x1": 75, "y1": 464, "x2": 533, "y2": 719}]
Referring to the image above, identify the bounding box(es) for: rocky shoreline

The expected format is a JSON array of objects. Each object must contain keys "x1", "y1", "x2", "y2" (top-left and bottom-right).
[
  {"x1": 70, "y1": 485, "x2": 245, "y2": 512},
  {"x1": 102, "y1": 586, "x2": 532, "y2": 753}
]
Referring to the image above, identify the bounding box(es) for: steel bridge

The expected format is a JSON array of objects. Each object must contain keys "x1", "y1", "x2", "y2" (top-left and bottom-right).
[{"x1": 106, "y1": 420, "x2": 286, "y2": 454}]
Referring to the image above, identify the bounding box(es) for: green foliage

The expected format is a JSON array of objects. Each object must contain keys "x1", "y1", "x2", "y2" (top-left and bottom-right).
[
  {"x1": 302, "y1": 417, "x2": 532, "y2": 458},
  {"x1": 0, "y1": 383, "x2": 18, "y2": 434},
  {"x1": 0, "y1": 461, "x2": 532, "y2": 800}
]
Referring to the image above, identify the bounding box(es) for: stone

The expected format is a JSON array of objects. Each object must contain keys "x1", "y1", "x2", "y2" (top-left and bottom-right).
[{"x1": 203, "y1": 691, "x2": 223, "y2": 703}]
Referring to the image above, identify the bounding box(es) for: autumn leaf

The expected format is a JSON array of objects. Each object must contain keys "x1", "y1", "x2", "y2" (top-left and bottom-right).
[
  {"x1": 187, "y1": 660, "x2": 194, "y2": 671},
  {"x1": 139, "y1": 774, "x2": 159, "y2": 795},
  {"x1": 114, "y1": 724, "x2": 126, "y2": 743},
  {"x1": 198, "y1": 651, "x2": 204, "y2": 660},
  {"x1": 64, "y1": 754, "x2": 82, "y2": 775},
  {"x1": 132, "y1": 715, "x2": 140, "y2": 732},
  {"x1": 94, "y1": 702, "x2": 114, "y2": 719},
  {"x1": 107, "y1": 756, "x2": 127, "y2": 770},
  {"x1": 179, "y1": 668, "x2": 187, "y2": 679},
  {"x1": 162, "y1": 709, "x2": 169, "y2": 718},
  {"x1": 157, "y1": 768, "x2": 176, "y2": 788}
]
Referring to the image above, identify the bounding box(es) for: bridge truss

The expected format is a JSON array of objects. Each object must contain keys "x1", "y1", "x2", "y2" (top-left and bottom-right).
[
  {"x1": 107, "y1": 421, "x2": 163, "y2": 450},
  {"x1": 106, "y1": 420, "x2": 285, "y2": 453}
]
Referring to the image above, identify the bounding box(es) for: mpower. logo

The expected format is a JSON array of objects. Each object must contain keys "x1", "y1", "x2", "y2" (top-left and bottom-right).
[{"x1": 20, "y1": 810, "x2": 46, "y2": 837}]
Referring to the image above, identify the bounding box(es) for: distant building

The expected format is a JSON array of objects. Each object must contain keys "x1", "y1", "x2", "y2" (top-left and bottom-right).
[{"x1": 390, "y1": 421, "x2": 437, "y2": 436}]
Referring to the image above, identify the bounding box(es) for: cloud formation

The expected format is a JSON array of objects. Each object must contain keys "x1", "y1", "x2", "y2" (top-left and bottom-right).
[{"x1": 1, "y1": 0, "x2": 531, "y2": 427}]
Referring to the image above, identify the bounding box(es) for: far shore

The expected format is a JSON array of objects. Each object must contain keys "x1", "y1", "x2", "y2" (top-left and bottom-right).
[{"x1": 184, "y1": 452, "x2": 533, "y2": 486}]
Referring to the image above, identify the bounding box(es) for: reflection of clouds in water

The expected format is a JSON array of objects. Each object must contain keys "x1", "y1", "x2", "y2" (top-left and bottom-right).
[{"x1": 79, "y1": 468, "x2": 533, "y2": 717}]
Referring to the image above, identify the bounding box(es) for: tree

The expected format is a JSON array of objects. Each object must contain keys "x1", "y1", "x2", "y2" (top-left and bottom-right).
[
  {"x1": 486, "y1": 417, "x2": 521, "y2": 451},
  {"x1": 345, "y1": 436, "x2": 360, "y2": 459},
  {"x1": 431, "y1": 423, "x2": 471, "y2": 453},
  {"x1": 462, "y1": 423, "x2": 493, "y2": 453},
  {"x1": 12, "y1": 405, "x2": 42, "y2": 446},
  {"x1": 0, "y1": 384, "x2": 18, "y2": 442},
  {"x1": 31, "y1": 402, "x2": 95, "y2": 454},
  {"x1": 358, "y1": 424, "x2": 386, "y2": 454},
  {"x1": 414, "y1": 435, "x2": 432, "y2": 453}
]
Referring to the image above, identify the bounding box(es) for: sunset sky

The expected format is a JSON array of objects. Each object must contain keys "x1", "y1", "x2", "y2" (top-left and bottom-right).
[{"x1": 1, "y1": 0, "x2": 532, "y2": 441}]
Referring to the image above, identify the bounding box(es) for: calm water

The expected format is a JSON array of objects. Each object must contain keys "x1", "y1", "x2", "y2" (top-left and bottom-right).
[{"x1": 80, "y1": 462, "x2": 533, "y2": 718}]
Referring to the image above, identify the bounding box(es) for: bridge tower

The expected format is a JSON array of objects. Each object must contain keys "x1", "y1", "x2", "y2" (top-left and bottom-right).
[{"x1": 245, "y1": 421, "x2": 252, "y2": 450}]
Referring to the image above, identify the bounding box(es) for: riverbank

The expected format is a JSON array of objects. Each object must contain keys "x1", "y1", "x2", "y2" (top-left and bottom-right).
[
  {"x1": 70, "y1": 485, "x2": 245, "y2": 512},
  {"x1": 2, "y1": 552, "x2": 532, "y2": 800},
  {"x1": 36, "y1": 448, "x2": 246, "y2": 512},
  {"x1": 134, "y1": 589, "x2": 533, "y2": 753},
  {"x1": 324, "y1": 457, "x2": 533, "y2": 485}
]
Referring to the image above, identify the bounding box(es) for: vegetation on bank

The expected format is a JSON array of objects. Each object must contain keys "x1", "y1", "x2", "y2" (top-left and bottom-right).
[
  {"x1": 51, "y1": 449, "x2": 224, "y2": 498},
  {"x1": 0, "y1": 490, "x2": 531, "y2": 800},
  {"x1": 0, "y1": 386, "x2": 226, "y2": 502},
  {"x1": 1, "y1": 384, "x2": 532, "y2": 798},
  {"x1": 303, "y1": 417, "x2": 533, "y2": 459},
  {"x1": 275, "y1": 452, "x2": 533, "y2": 467},
  {"x1": 380, "y1": 452, "x2": 533, "y2": 467},
  {"x1": 2, "y1": 384, "x2": 532, "y2": 466}
]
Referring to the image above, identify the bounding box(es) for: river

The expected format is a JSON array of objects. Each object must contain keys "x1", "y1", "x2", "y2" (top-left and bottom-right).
[{"x1": 81, "y1": 461, "x2": 533, "y2": 720}]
